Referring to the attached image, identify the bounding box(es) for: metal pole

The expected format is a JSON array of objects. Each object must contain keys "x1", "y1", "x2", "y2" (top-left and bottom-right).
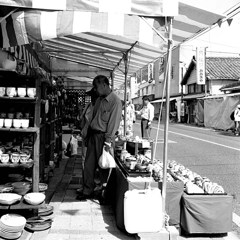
[
  {"x1": 162, "y1": 17, "x2": 173, "y2": 222},
  {"x1": 123, "y1": 53, "x2": 128, "y2": 137}
]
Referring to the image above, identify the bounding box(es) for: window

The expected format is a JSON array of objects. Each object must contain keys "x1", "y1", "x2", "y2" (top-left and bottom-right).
[{"x1": 188, "y1": 83, "x2": 205, "y2": 94}]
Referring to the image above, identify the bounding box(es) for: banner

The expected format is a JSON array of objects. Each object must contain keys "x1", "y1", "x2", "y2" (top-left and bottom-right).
[{"x1": 196, "y1": 47, "x2": 206, "y2": 85}]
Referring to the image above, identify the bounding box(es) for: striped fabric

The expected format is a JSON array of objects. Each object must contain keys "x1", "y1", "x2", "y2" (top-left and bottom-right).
[
  {"x1": 0, "y1": 3, "x2": 224, "y2": 49},
  {"x1": 0, "y1": 0, "x2": 178, "y2": 16}
]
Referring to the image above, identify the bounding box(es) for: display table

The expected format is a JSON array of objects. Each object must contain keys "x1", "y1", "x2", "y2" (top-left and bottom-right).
[
  {"x1": 106, "y1": 161, "x2": 184, "y2": 232},
  {"x1": 181, "y1": 193, "x2": 233, "y2": 234}
]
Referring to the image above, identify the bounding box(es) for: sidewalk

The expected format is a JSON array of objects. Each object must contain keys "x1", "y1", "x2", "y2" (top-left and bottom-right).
[
  {"x1": 30, "y1": 140, "x2": 240, "y2": 240},
  {"x1": 42, "y1": 153, "x2": 136, "y2": 240}
]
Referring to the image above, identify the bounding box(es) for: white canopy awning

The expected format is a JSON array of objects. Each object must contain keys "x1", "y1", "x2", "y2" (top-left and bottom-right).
[{"x1": 0, "y1": 2, "x2": 225, "y2": 88}]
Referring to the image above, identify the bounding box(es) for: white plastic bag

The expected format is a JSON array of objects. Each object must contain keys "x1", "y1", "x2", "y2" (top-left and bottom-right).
[
  {"x1": 70, "y1": 135, "x2": 78, "y2": 155},
  {"x1": 98, "y1": 147, "x2": 116, "y2": 169}
]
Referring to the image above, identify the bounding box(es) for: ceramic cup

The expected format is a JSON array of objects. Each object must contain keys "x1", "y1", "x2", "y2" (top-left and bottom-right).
[
  {"x1": 4, "y1": 119, "x2": 12, "y2": 128},
  {"x1": 17, "y1": 88, "x2": 26, "y2": 97},
  {"x1": 21, "y1": 119, "x2": 29, "y2": 129},
  {"x1": 13, "y1": 119, "x2": 21, "y2": 129},
  {"x1": 20, "y1": 153, "x2": 30, "y2": 163},
  {"x1": 1, "y1": 154, "x2": 9, "y2": 163},
  {"x1": 27, "y1": 88, "x2": 36, "y2": 98},
  {"x1": 6, "y1": 87, "x2": 16, "y2": 97},
  {"x1": 11, "y1": 153, "x2": 20, "y2": 163},
  {"x1": 0, "y1": 87, "x2": 5, "y2": 97},
  {"x1": 0, "y1": 119, "x2": 4, "y2": 128}
]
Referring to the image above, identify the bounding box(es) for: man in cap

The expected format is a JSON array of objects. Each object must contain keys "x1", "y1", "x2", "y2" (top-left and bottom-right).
[
  {"x1": 77, "y1": 75, "x2": 122, "y2": 201},
  {"x1": 136, "y1": 95, "x2": 154, "y2": 139}
]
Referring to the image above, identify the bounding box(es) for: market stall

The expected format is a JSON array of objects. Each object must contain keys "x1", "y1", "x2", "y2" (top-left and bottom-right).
[{"x1": 0, "y1": 0, "x2": 230, "y2": 238}]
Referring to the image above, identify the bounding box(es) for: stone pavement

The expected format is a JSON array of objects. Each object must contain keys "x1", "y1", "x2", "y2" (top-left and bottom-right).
[
  {"x1": 42, "y1": 154, "x2": 137, "y2": 240},
  {"x1": 31, "y1": 136, "x2": 240, "y2": 240}
]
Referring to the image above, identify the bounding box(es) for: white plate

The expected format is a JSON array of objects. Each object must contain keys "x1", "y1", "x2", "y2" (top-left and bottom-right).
[{"x1": 1, "y1": 214, "x2": 26, "y2": 228}]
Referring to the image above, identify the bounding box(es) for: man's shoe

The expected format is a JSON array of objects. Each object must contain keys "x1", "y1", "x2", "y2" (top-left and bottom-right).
[{"x1": 76, "y1": 193, "x2": 94, "y2": 201}]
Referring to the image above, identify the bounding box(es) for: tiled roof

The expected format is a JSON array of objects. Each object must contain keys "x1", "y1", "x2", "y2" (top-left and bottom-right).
[
  {"x1": 220, "y1": 81, "x2": 240, "y2": 91},
  {"x1": 206, "y1": 57, "x2": 240, "y2": 80}
]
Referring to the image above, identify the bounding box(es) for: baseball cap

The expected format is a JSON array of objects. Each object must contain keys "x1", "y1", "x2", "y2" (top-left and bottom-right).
[{"x1": 85, "y1": 88, "x2": 96, "y2": 96}]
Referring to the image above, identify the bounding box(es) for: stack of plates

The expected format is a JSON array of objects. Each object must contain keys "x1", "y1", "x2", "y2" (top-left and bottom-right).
[
  {"x1": 0, "y1": 214, "x2": 26, "y2": 239},
  {"x1": 38, "y1": 204, "x2": 54, "y2": 216},
  {"x1": 25, "y1": 216, "x2": 52, "y2": 231}
]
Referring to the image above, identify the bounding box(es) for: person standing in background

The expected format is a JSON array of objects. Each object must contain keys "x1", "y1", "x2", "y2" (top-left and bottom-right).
[
  {"x1": 77, "y1": 75, "x2": 122, "y2": 201},
  {"x1": 135, "y1": 95, "x2": 154, "y2": 139},
  {"x1": 234, "y1": 104, "x2": 240, "y2": 136}
]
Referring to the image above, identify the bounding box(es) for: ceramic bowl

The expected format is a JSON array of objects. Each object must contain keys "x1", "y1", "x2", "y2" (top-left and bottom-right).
[
  {"x1": 24, "y1": 192, "x2": 45, "y2": 205},
  {"x1": 4, "y1": 119, "x2": 12, "y2": 128},
  {"x1": 27, "y1": 88, "x2": 36, "y2": 98},
  {"x1": 12, "y1": 182, "x2": 31, "y2": 196},
  {"x1": 10, "y1": 153, "x2": 20, "y2": 163},
  {"x1": 0, "y1": 193, "x2": 21, "y2": 205},
  {"x1": 13, "y1": 119, "x2": 21, "y2": 129},
  {"x1": 17, "y1": 88, "x2": 26, "y2": 97},
  {"x1": 6, "y1": 87, "x2": 16, "y2": 97},
  {"x1": 19, "y1": 153, "x2": 31, "y2": 163},
  {"x1": 21, "y1": 119, "x2": 29, "y2": 129},
  {"x1": 1, "y1": 154, "x2": 9, "y2": 163},
  {"x1": 0, "y1": 118, "x2": 4, "y2": 128},
  {"x1": 0, "y1": 87, "x2": 5, "y2": 97}
]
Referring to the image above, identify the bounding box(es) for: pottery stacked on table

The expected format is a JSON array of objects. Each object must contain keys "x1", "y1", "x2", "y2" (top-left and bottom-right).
[{"x1": 0, "y1": 214, "x2": 26, "y2": 239}]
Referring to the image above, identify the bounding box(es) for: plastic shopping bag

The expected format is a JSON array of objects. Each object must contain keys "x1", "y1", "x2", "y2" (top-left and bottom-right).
[
  {"x1": 70, "y1": 135, "x2": 78, "y2": 155},
  {"x1": 98, "y1": 147, "x2": 116, "y2": 169},
  {"x1": 65, "y1": 137, "x2": 72, "y2": 157}
]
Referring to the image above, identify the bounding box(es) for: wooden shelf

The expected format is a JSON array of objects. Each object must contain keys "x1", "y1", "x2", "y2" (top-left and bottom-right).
[
  {"x1": 0, "y1": 127, "x2": 38, "y2": 133},
  {"x1": 0, "y1": 199, "x2": 45, "y2": 210},
  {"x1": 0, "y1": 96, "x2": 36, "y2": 101},
  {"x1": 0, "y1": 162, "x2": 34, "y2": 168}
]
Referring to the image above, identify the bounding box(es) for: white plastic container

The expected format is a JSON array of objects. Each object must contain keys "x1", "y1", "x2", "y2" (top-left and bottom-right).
[{"x1": 124, "y1": 188, "x2": 163, "y2": 234}]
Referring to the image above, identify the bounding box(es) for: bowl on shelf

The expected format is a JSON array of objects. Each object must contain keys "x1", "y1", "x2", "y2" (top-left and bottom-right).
[
  {"x1": 0, "y1": 119, "x2": 4, "y2": 128},
  {"x1": 21, "y1": 119, "x2": 29, "y2": 129},
  {"x1": 39, "y1": 183, "x2": 48, "y2": 192},
  {"x1": 13, "y1": 119, "x2": 21, "y2": 129},
  {"x1": 17, "y1": 88, "x2": 26, "y2": 97},
  {"x1": 26, "y1": 88, "x2": 36, "y2": 98},
  {"x1": 4, "y1": 119, "x2": 12, "y2": 128},
  {"x1": 19, "y1": 153, "x2": 31, "y2": 163},
  {"x1": 0, "y1": 87, "x2": 5, "y2": 97},
  {"x1": 6, "y1": 87, "x2": 17, "y2": 97},
  {"x1": 12, "y1": 182, "x2": 31, "y2": 196},
  {"x1": 24, "y1": 192, "x2": 45, "y2": 205},
  {"x1": 10, "y1": 153, "x2": 20, "y2": 163},
  {"x1": 0, "y1": 154, "x2": 9, "y2": 163},
  {"x1": 0, "y1": 193, "x2": 21, "y2": 205}
]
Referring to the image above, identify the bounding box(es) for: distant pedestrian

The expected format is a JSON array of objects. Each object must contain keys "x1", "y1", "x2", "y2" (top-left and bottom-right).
[
  {"x1": 135, "y1": 95, "x2": 154, "y2": 139},
  {"x1": 234, "y1": 104, "x2": 240, "y2": 136}
]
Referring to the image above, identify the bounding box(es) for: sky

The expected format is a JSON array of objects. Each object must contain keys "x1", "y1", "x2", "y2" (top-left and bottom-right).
[{"x1": 180, "y1": 0, "x2": 240, "y2": 14}]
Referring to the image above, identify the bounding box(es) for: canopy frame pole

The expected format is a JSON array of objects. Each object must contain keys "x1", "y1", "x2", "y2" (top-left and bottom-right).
[
  {"x1": 123, "y1": 52, "x2": 128, "y2": 137},
  {"x1": 162, "y1": 17, "x2": 173, "y2": 225},
  {"x1": 0, "y1": 8, "x2": 18, "y2": 24}
]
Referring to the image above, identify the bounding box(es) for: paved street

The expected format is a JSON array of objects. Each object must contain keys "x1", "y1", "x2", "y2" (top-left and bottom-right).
[{"x1": 133, "y1": 121, "x2": 240, "y2": 235}]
